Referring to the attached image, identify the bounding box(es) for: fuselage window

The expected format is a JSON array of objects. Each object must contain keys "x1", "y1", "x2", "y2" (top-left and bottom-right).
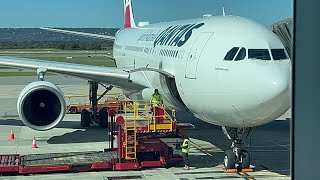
[
  {"x1": 224, "y1": 47, "x2": 239, "y2": 61},
  {"x1": 271, "y1": 49, "x2": 288, "y2": 60},
  {"x1": 248, "y1": 49, "x2": 271, "y2": 60},
  {"x1": 234, "y1": 47, "x2": 246, "y2": 61}
]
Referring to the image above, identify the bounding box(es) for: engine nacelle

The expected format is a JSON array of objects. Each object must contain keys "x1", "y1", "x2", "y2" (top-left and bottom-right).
[{"x1": 17, "y1": 81, "x2": 66, "y2": 131}]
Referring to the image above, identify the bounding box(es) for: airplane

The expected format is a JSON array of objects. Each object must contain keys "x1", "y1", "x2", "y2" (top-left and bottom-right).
[{"x1": 0, "y1": 0, "x2": 291, "y2": 170}]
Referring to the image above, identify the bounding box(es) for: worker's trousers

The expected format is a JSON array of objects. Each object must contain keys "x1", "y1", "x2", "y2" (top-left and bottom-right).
[{"x1": 182, "y1": 152, "x2": 189, "y2": 166}]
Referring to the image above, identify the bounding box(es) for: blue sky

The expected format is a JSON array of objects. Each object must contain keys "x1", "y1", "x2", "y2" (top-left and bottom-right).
[{"x1": 0, "y1": 0, "x2": 292, "y2": 28}]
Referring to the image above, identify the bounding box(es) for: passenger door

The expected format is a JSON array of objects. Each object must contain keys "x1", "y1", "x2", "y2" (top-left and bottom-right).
[{"x1": 185, "y1": 32, "x2": 213, "y2": 79}]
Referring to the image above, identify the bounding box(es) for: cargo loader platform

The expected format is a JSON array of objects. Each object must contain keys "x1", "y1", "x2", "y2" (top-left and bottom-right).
[
  {"x1": 0, "y1": 151, "x2": 118, "y2": 175},
  {"x1": 0, "y1": 100, "x2": 193, "y2": 175}
]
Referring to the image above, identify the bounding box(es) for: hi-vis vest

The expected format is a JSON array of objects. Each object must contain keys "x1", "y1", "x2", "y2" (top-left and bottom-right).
[
  {"x1": 181, "y1": 139, "x2": 191, "y2": 153},
  {"x1": 151, "y1": 93, "x2": 163, "y2": 105}
]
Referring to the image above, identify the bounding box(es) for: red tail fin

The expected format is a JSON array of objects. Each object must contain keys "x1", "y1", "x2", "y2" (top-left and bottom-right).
[{"x1": 124, "y1": 0, "x2": 136, "y2": 28}]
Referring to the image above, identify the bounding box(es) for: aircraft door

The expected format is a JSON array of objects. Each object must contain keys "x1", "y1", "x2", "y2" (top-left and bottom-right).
[{"x1": 185, "y1": 32, "x2": 213, "y2": 79}]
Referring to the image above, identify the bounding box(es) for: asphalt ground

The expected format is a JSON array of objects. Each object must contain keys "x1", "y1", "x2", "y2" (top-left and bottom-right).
[{"x1": 0, "y1": 75, "x2": 290, "y2": 179}]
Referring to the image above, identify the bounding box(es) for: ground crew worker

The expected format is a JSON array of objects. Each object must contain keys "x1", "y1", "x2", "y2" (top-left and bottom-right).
[
  {"x1": 181, "y1": 137, "x2": 191, "y2": 170},
  {"x1": 150, "y1": 89, "x2": 164, "y2": 124},
  {"x1": 150, "y1": 89, "x2": 163, "y2": 106}
]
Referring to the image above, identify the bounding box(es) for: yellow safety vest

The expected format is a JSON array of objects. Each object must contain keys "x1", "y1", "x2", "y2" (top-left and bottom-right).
[
  {"x1": 181, "y1": 139, "x2": 191, "y2": 153},
  {"x1": 151, "y1": 93, "x2": 163, "y2": 105}
]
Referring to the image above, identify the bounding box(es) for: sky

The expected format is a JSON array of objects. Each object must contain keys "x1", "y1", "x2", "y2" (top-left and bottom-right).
[{"x1": 0, "y1": 0, "x2": 292, "y2": 28}]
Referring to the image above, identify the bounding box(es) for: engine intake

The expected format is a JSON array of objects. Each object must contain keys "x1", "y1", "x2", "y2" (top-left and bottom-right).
[{"x1": 17, "y1": 81, "x2": 66, "y2": 131}]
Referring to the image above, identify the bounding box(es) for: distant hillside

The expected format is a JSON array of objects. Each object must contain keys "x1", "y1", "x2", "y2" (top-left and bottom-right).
[{"x1": 0, "y1": 28, "x2": 119, "y2": 50}]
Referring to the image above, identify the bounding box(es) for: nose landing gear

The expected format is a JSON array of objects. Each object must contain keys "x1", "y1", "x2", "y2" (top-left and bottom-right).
[{"x1": 222, "y1": 126, "x2": 254, "y2": 170}]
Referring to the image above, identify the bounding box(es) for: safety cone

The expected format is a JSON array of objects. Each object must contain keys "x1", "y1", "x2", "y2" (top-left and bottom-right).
[
  {"x1": 9, "y1": 129, "x2": 15, "y2": 140},
  {"x1": 31, "y1": 136, "x2": 38, "y2": 148}
]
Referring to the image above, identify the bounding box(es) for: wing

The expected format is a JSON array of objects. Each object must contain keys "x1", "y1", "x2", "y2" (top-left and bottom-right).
[
  {"x1": 0, "y1": 56, "x2": 148, "y2": 91},
  {"x1": 40, "y1": 28, "x2": 116, "y2": 41}
]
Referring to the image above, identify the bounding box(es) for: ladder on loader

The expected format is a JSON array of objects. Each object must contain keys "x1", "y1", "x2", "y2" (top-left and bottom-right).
[{"x1": 122, "y1": 101, "x2": 176, "y2": 160}]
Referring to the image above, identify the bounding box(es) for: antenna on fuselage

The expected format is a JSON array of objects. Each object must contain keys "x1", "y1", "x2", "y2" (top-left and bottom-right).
[{"x1": 222, "y1": 7, "x2": 225, "y2": 16}]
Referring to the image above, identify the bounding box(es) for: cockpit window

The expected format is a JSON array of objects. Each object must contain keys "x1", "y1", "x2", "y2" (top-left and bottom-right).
[
  {"x1": 224, "y1": 47, "x2": 239, "y2": 61},
  {"x1": 234, "y1": 48, "x2": 246, "y2": 61},
  {"x1": 271, "y1": 49, "x2": 288, "y2": 60},
  {"x1": 248, "y1": 49, "x2": 271, "y2": 60}
]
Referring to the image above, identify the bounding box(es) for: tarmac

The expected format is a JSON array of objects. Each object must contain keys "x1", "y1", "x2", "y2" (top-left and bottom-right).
[{"x1": 0, "y1": 75, "x2": 290, "y2": 180}]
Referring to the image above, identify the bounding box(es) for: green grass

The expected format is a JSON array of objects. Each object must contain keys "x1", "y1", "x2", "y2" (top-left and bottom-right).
[
  {"x1": 0, "y1": 49, "x2": 115, "y2": 76},
  {"x1": 0, "y1": 72, "x2": 55, "y2": 77},
  {"x1": 17, "y1": 55, "x2": 115, "y2": 67},
  {"x1": 0, "y1": 48, "x2": 112, "y2": 53}
]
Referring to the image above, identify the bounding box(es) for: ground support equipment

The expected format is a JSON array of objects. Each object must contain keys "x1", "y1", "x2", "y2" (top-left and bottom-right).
[{"x1": 0, "y1": 101, "x2": 191, "y2": 175}]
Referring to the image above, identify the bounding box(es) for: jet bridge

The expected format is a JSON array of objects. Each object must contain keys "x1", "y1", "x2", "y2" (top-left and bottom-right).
[{"x1": 270, "y1": 18, "x2": 293, "y2": 58}]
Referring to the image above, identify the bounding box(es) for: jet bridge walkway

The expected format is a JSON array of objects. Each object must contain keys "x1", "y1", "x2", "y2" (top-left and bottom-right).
[{"x1": 270, "y1": 18, "x2": 292, "y2": 58}]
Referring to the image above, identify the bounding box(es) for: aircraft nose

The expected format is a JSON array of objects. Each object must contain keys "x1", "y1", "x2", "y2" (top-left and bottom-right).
[
  {"x1": 232, "y1": 64, "x2": 291, "y2": 126},
  {"x1": 258, "y1": 68, "x2": 290, "y2": 103},
  {"x1": 253, "y1": 65, "x2": 291, "y2": 122}
]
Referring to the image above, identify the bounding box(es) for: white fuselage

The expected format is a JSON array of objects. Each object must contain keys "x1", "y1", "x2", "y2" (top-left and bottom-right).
[{"x1": 113, "y1": 16, "x2": 291, "y2": 128}]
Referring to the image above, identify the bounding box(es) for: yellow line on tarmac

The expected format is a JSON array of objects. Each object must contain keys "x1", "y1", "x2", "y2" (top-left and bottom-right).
[
  {"x1": 238, "y1": 172, "x2": 256, "y2": 180},
  {"x1": 190, "y1": 141, "x2": 213, "y2": 157}
]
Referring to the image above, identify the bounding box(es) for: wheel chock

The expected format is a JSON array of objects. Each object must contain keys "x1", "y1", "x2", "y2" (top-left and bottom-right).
[
  {"x1": 224, "y1": 168, "x2": 254, "y2": 173},
  {"x1": 225, "y1": 169, "x2": 238, "y2": 173},
  {"x1": 241, "y1": 168, "x2": 254, "y2": 172}
]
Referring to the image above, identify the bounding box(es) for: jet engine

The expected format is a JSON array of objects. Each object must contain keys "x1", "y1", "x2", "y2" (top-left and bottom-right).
[{"x1": 17, "y1": 81, "x2": 66, "y2": 131}]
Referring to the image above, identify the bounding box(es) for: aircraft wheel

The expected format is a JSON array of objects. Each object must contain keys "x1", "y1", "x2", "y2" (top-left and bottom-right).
[
  {"x1": 224, "y1": 150, "x2": 236, "y2": 169},
  {"x1": 240, "y1": 150, "x2": 250, "y2": 169},
  {"x1": 81, "y1": 109, "x2": 91, "y2": 128},
  {"x1": 69, "y1": 107, "x2": 78, "y2": 114},
  {"x1": 99, "y1": 108, "x2": 108, "y2": 128}
]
